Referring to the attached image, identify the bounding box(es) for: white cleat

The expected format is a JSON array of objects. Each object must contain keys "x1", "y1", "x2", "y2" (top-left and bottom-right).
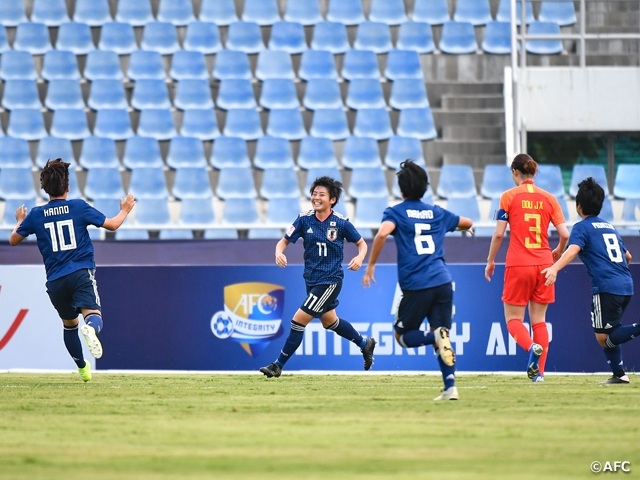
[
  {"x1": 80, "y1": 324, "x2": 103, "y2": 359},
  {"x1": 434, "y1": 327, "x2": 456, "y2": 366},
  {"x1": 434, "y1": 386, "x2": 459, "y2": 401}
]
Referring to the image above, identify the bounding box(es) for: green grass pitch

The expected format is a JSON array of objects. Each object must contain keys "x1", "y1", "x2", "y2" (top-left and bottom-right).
[{"x1": 1, "y1": 373, "x2": 638, "y2": 480}]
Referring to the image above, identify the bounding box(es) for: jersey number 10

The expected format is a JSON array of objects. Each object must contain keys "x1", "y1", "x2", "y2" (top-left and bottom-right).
[{"x1": 44, "y1": 219, "x2": 77, "y2": 252}]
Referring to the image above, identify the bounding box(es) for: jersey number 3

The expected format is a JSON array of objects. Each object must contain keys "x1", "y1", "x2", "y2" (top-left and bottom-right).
[
  {"x1": 414, "y1": 223, "x2": 435, "y2": 255},
  {"x1": 44, "y1": 219, "x2": 77, "y2": 252}
]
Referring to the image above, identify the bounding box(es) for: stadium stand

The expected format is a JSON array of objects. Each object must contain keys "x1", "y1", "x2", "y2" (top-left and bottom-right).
[
  {"x1": 369, "y1": 0, "x2": 408, "y2": 25},
  {"x1": 384, "y1": 50, "x2": 423, "y2": 80},
  {"x1": 569, "y1": 165, "x2": 609, "y2": 197},
  {"x1": 535, "y1": 164, "x2": 565, "y2": 197},
  {"x1": 0, "y1": 167, "x2": 38, "y2": 199},
  {"x1": 353, "y1": 196, "x2": 390, "y2": 238},
  {"x1": 169, "y1": 51, "x2": 209, "y2": 80},
  {"x1": 353, "y1": 108, "x2": 393, "y2": 140},
  {"x1": 285, "y1": 0, "x2": 322, "y2": 25},
  {"x1": 346, "y1": 79, "x2": 386, "y2": 109},
  {"x1": 221, "y1": 198, "x2": 260, "y2": 225},
  {"x1": 310, "y1": 109, "x2": 350, "y2": 140},
  {"x1": 180, "y1": 109, "x2": 220, "y2": 140},
  {"x1": 538, "y1": 1, "x2": 577, "y2": 26},
  {"x1": 397, "y1": 108, "x2": 437, "y2": 140},
  {"x1": 354, "y1": 22, "x2": 392, "y2": 53},
  {"x1": 213, "y1": 50, "x2": 252, "y2": 80},
  {"x1": 0, "y1": 0, "x2": 27, "y2": 26},
  {"x1": 311, "y1": 21, "x2": 350, "y2": 54},
  {"x1": 7, "y1": 109, "x2": 47, "y2": 140},
  {"x1": 481, "y1": 164, "x2": 513, "y2": 198},
  {"x1": 50, "y1": 109, "x2": 91, "y2": 140},
  {"x1": 116, "y1": 0, "x2": 154, "y2": 26},
  {"x1": 167, "y1": 137, "x2": 208, "y2": 169},
  {"x1": 199, "y1": 0, "x2": 238, "y2": 25},
  {"x1": 131, "y1": 79, "x2": 171, "y2": 110},
  {"x1": 36, "y1": 137, "x2": 75, "y2": 168},
  {"x1": 2, "y1": 80, "x2": 41, "y2": 110},
  {"x1": 0, "y1": 51, "x2": 36, "y2": 81},
  {"x1": 348, "y1": 167, "x2": 389, "y2": 198},
  {"x1": 128, "y1": 167, "x2": 169, "y2": 199},
  {"x1": 454, "y1": 0, "x2": 492, "y2": 26},
  {"x1": 45, "y1": 80, "x2": 84, "y2": 110},
  {"x1": 526, "y1": 21, "x2": 564, "y2": 55},
  {"x1": 174, "y1": 80, "x2": 214, "y2": 110},
  {"x1": 0, "y1": 137, "x2": 32, "y2": 168},
  {"x1": 496, "y1": 0, "x2": 534, "y2": 25},
  {"x1": 342, "y1": 50, "x2": 380, "y2": 80},
  {"x1": 269, "y1": 21, "x2": 307, "y2": 53},
  {"x1": 389, "y1": 78, "x2": 430, "y2": 109},
  {"x1": 260, "y1": 79, "x2": 299, "y2": 109},
  {"x1": 73, "y1": 0, "x2": 111, "y2": 26},
  {"x1": 446, "y1": 196, "x2": 483, "y2": 223},
  {"x1": 342, "y1": 137, "x2": 382, "y2": 169},
  {"x1": 141, "y1": 22, "x2": 181, "y2": 55},
  {"x1": 43, "y1": 51, "x2": 81, "y2": 81},
  {"x1": 299, "y1": 51, "x2": 339, "y2": 80},
  {"x1": 88, "y1": 79, "x2": 128, "y2": 110},
  {"x1": 0, "y1": 199, "x2": 35, "y2": 240},
  {"x1": 255, "y1": 50, "x2": 295, "y2": 80},
  {"x1": 85, "y1": 51, "x2": 123, "y2": 81},
  {"x1": 254, "y1": 137, "x2": 295, "y2": 169},
  {"x1": 183, "y1": 21, "x2": 223, "y2": 54},
  {"x1": 180, "y1": 198, "x2": 216, "y2": 226},
  {"x1": 266, "y1": 108, "x2": 307, "y2": 140},
  {"x1": 327, "y1": 0, "x2": 365, "y2": 25},
  {"x1": 412, "y1": 0, "x2": 450, "y2": 25},
  {"x1": 226, "y1": 21, "x2": 265, "y2": 53},
  {"x1": 216, "y1": 167, "x2": 257, "y2": 199},
  {"x1": 211, "y1": 136, "x2": 251, "y2": 169},
  {"x1": 14, "y1": 22, "x2": 52, "y2": 54},
  {"x1": 260, "y1": 168, "x2": 300, "y2": 199},
  {"x1": 437, "y1": 165, "x2": 477, "y2": 198},
  {"x1": 0, "y1": 26, "x2": 8, "y2": 53},
  {"x1": 172, "y1": 167, "x2": 213, "y2": 198},
  {"x1": 84, "y1": 167, "x2": 125, "y2": 199},
  {"x1": 223, "y1": 108, "x2": 263, "y2": 139},
  {"x1": 298, "y1": 137, "x2": 339, "y2": 169},
  {"x1": 137, "y1": 109, "x2": 177, "y2": 140},
  {"x1": 439, "y1": 21, "x2": 478, "y2": 54},
  {"x1": 396, "y1": 21, "x2": 435, "y2": 54},
  {"x1": 614, "y1": 165, "x2": 640, "y2": 199},
  {"x1": 385, "y1": 136, "x2": 426, "y2": 170},
  {"x1": 98, "y1": 22, "x2": 137, "y2": 54},
  {"x1": 79, "y1": 137, "x2": 120, "y2": 169},
  {"x1": 157, "y1": 0, "x2": 195, "y2": 26},
  {"x1": 57, "y1": 22, "x2": 94, "y2": 55},
  {"x1": 32, "y1": 0, "x2": 69, "y2": 26},
  {"x1": 303, "y1": 79, "x2": 343, "y2": 109},
  {"x1": 93, "y1": 109, "x2": 134, "y2": 140},
  {"x1": 122, "y1": 136, "x2": 164, "y2": 169},
  {"x1": 482, "y1": 20, "x2": 513, "y2": 54},
  {"x1": 242, "y1": 0, "x2": 280, "y2": 25}
]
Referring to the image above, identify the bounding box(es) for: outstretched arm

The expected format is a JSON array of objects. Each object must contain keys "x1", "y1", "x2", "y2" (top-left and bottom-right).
[
  {"x1": 456, "y1": 216, "x2": 474, "y2": 235},
  {"x1": 362, "y1": 220, "x2": 395, "y2": 287},
  {"x1": 542, "y1": 244, "x2": 581, "y2": 286},
  {"x1": 8, "y1": 205, "x2": 28, "y2": 246},
  {"x1": 485, "y1": 220, "x2": 508, "y2": 281},
  {"x1": 347, "y1": 238, "x2": 368, "y2": 271},
  {"x1": 275, "y1": 238, "x2": 290, "y2": 267},
  {"x1": 102, "y1": 194, "x2": 136, "y2": 231},
  {"x1": 552, "y1": 223, "x2": 570, "y2": 261}
]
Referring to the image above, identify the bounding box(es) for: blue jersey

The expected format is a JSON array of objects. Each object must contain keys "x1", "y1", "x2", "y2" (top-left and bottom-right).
[
  {"x1": 568, "y1": 216, "x2": 633, "y2": 296},
  {"x1": 285, "y1": 209, "x2": 362, "y2": 286},
  {"x1": 382, "y1": 200, "x2": 460, "y2": 291},
  {"x1": 16, "y1": 199, "x2": 106, "y2": 282}
]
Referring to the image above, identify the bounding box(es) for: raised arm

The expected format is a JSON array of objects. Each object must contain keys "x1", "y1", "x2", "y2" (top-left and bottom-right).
[
  {"x1": 102, "y1": 194, "x2": 136, "y2": 231},
  {"x1": 8, "y1": 205, "x2": 28, "y2": 246},
  {"x1": 362, "y1": 220, "x2": 395, "y2": 287}
]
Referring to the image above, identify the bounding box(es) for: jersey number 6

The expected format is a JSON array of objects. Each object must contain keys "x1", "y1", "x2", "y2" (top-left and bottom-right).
[{"x1": 414, "y1": 223, "x2": 435, "y2": 255}]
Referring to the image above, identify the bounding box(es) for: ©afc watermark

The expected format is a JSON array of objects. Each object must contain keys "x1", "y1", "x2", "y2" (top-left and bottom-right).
[{"x1": 591, "y1": 461, "x2": 631, "y2": 474}]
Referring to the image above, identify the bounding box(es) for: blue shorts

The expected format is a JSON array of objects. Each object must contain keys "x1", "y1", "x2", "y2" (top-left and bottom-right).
[
  {"x1": 591, "y1": 292, "x2": 632, "y2": 334},
  {"x1": 300, "y1": 282, "x2": 342, "y2": 318},
  {"x1": 46, "y1": 269, "x2": 102, "y2": 320},
  {"x1": 394, "y1": 282, "x2": 453, "y2": 335}
]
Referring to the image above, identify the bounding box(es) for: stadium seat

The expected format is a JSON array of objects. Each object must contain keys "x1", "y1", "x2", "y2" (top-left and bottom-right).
[
  {"x1": 88, "y1": 79, "x2": 128, "y2": 110},
  {"x1": 7, "y1": 109, "x2": 47, "y2": 140},
  {"x1": 204, "y1": 228, "x2": 240, "y2": 239},
  {"x1": 2, "y1": 80, "x2": 41, "y2": 110},
  {"x1": 481, "y1": 164, "x2": 513, "y2": 198},
  {"x1": 74, "y1": 0, "x2": 111, "y2": 26},
  {"x1": 157, "y1": 0, "x2": 195, "y2": 25},
  {"x1": 66, "y1": 167, "x2": 82, "y2": 199},
  {"x1": 342, "y1": 137, "x2": 382, "y2": 169},
  {"x1": 255, "y1": 50, "x2": 295, "y2": 81},
  {"x1": 180, "y1": 198, "x2": 215, "y2": 225},
  {"x1": 170, "y1": 51, "x2": 209, "y2": 81},
  {"x1": 397, "y1": 108, "x2": 437, "y2": 140},
  {"x1": 327, "y1": 0, "x2": 365, "y2": 25},
  {"x1": 14, "y1": 22, "x2": 52, "y2": 54},
  {"x1": 254, "y1": 136, "x2": 294, "y2": 169},
  {"x1": 342, "y1": 50, "x2": 379, "y2": 80},
  {"x1": 482, "y1": 21, "x2": 513, "y2": 54},
  {"x1": 141, "y1": 22, "x2": 180, "y2": 55},
  {"x1": 384, "y1": 50, "x2": 423, "y2": 80},
  {"x1": 385, "y1": 136, "x2": 425, "y2": 169},
  {"x1": 526, "y1": 21, "x2": 563, "y2": 55},
  {"x1": 223, "y1": 108, "x2": 263, "y2": 140},
  {"x1": 174, "y1": 80, "x2": 214, "y2": 110},
  {"x1": 496, "y1": 0, "x2": 534, "y2": 25},
  {"x1": 310, "y1": 109, "x2": 350, "y2": 140},
  {"x1": 599, "y1": 197, "x2": 614, "y2": 223},
  {"x1": 217, "y1": 79, "x2": 256, "y2": 110},
  {"x1": 260, "y1": 167, "x2": 300, "y2": 199},
  {"x1": 304, "y1": 167, "x2": 342, "y2": 197},
  {"x1": 284, "y1": 0, "x2": 322, "y2": 25},
  {"x1": 265, "y1": 197, "x2": 302, "y2": 223},
  {"x1": 354, "y1": 108, "x2": 392, "y2": 140},
  {"x1": 99, "y1": 22, "x2": 137, "y2": 54},
  {"x1": 50, "y1": 109, "x2": 91, "y2": 140},
  {"x1": 131, "y1": 79, "x2": 171, "y2": 110},
  {"x1": 167, "y1": 137, "x2": 208, "y2": 169},
  {"x1": 122, "y1": 136, "x2": 163, "y2": 169},
  {"x1": 0, "y1": 26, "x2": 9, "y2": 53},
  {"x1": 555, "y1": 195, "x2": 570, "y2": 220},
  {"x1": 267, "y1": 108, "x2": 307, "y2": 140},
  {"x1": 180, "y1": 109, "x2": 220, "y2": 140},
  {"x1": 213, "y1": 50, "x2": 252, "y2": 80},
  {"x1": 311, "y1": 21, "x2": 350, "y2": 54},
  {"x1": 56, "y1": 22, "x2": 94, "y2": 55},
  {"x1": 216, "y1": 167, "x2": 257, "y2": 199},
  {"x1": 84, "y1": 167, "x2": 124, "y2": 199},
  {"x1": 0, "y1": 51, "x2": 36, "y2": 81},
  {"x1": 269, "y1": 21, "x2": 307, "y2": 53},
  {"x1": 242, "y1": 0, "x2": 280, "y2": 25},
  {"x1": 437, "y1": 165, "x2": 477, "y2": 198},
  {"x1": 397, "y1": 21, "x2": 435, "y2": 54},
  {"x1": 222, "y1": 198, "x2": 259, "y2": 225},
  {"x1": 369, "y1": 0, "x2": 408, "y2": 25},
  {"x1": 115, "y1": 226, "x2": 151, "y2": 240},
  {"x1": 0, "y1": 137, "x2": 32, "y2": 168},
  {"x1": 226, "y1": 21, "x2": 265, "y2": 53},
  {"x1": 247, "y1": 225, "x2": 285, "y2": 239},
  {"x1": 569, "y1": 164, "x2": 609, "y2": 197},
  {"x1": 183, "y1": 21, "x2": 222, "y2": 54},
  {"x1": 303, "y1": 79, "x2": 343, "y2": 110},
  {"x1": 454, "y1": 0, "x2": 492, "y2": 25},
  {"x1": 172, "y1": 167, "x2": 212, "y2": 198},
  {"x1": 260, "y1": 79, "x2": 299, "y2": 110},
  {"x1": 85, "y1": 51, "x2": 123, "y2": 81},
  {"x1": 0, "y1": 167, "x2": 36, "y2": 199},
  {"x1": 135, "y1": 198, "x2": 171, "y2": 225},
  {"x1": 299, "y1": 51, "x2": 338, "y2": 82},
  {"x1": 535, "y1": 164, "x2": 565, "y2": 197},
  {"x1": 32, "y1": 0, "x2": 69, "y2": 26},
  {"x1": 211, "y1": 136, "x2": 251, "y2": 169},
  {"x1": 42, "y1": 50, "x2": 80, "y2": 81},
  {"x1": 413, "y1": 0, "x2": 450, "y2": 25},
  {"x1": 389, "y1": 78, "x2": 429, "y2": 109},
  {"x1": 93, "y1": 198, "x2": 121, "y2": 220},
  {"x1": 45, "y1": 79, "x2": 84, "y2": 110},
  {"x1": 93, "y1": 109, "x2": 134, "y2": 140},
  {"x1": 614, "y1": 165, "x2": 640, "y2": 199},
  {"x1": 0, "y1": 0, "x2": 27, "y2": 26},
  {"x1": 36, "y1": 137, "x2": 75, "y2": 168},
  {"x1": 622, "y1": 199, "x2": 639, "y2": 221},
  {"x1": 353, "y1": 196, "x2": 388, "y2": 236},
  {"x1": 0, "y1": 199, "x2": 36, "y2": 241},
  {"x1": 116, "y1": 0, "x2": 154, "y2": 26},
  {"x1": 79, "y1": 137, "x2": 119, "y2": 169},
  {"x1": 446, "y1": 196, "x2": 482, "y2": 223},
  {"x1": 127, "y1": 50, "x2": 165, "y2": 80},
  {"x1": 298, "y1": 137, "x2": 338, "y2": 169},
  {"x1": 354, "y1": 21, "x2": 392, "y2": 53},
  {"x1": 200, "y1": 0, "x2": 238, "y2": 25},
  {"x1": 129, "y1": 167, "x2": 169, "y2": 199},
  {"x1": 137, "y1": 109, "x2": 177, "y2": 140},
  {"x1": 159, "y1": 228, "x2": 195, "y2": 240},
  {"x1": 346, "y1": 79, "x2": 385, "y2": 110},
  {"x1": 349, "y1": 167, "x2": 388, "y2": 198},
  {"x1": 439, "y1": 21, "x2": 478, "y2": 54},
  {"x1": 539, "y1": 1, "x2": 577, "y2": 26}
]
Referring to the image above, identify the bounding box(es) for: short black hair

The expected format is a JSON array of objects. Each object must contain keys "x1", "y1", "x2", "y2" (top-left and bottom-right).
[
  {"x1": 575, "y1": 176, "x2": 605, "y2": 216},
  {"x1": 397, "y1": 160, "x2": 428, "y2": 200},
  {"x1": 40, "y1": 158, "x2": 70, "y2": 197},
  {"x1": 310, "y1": 176, "x2": 343, "y2": 207}
]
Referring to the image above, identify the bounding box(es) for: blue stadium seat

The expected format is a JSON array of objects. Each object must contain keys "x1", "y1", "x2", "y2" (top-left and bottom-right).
[
  {"x1": 172, "y1": 50, "x2": 209, "y2": 80},
  {"x1": 327, "y1": 0, "x2": 365, "y2": 25},
  {"x1": 247, "y1": 224, "x2": 285, "y2": 239},
  {"x1": 285, "y1": 0, "x2": 322, "y2": 25},
  {"x1": 14, "y1": 22, "x2": 52, "y2": 54},
  {"x1": 454, "y1": 0, "x2": 492, "y2": 26},
  {"x1": 79, "y1": 137, "x2": 119, "y2": 169},
  {"x1": 385, "y1": 136, "x2": 425, "y2": 169},
  {"x1": 260, "y1": 79, "x2": 299, "y2": 110},
  {"x1": 127, "y1": 50, "x2": 165, "y2": 81},
  {"x1": 7, "y1": 109, "x2": 47, "y2": 140},
  {"x1": 311, "y1": 21, "x2": 350, "y2": 54},
  {"x1": 74, "y1": 0, "x2": 111, "y2": 26},
  {"x1": 303, "y1": 79, "x2": 342, "y2": 110},
  {"x1": 397, "y1": 21, "x2": 435, "y2": 53},
  {"x1": 389, "y1": 78, "x2": 429, "y2": 109},
  {"x1": 184, "y1": 21, "x2": 222, "y2": 54},
  {"x1": 614, "y1": 165, "x2": 640, "y2": 199},
  {"x1": 254, "y1": 136, "x2": 294, "y2": 169},
  {"x1": 115, "y1": 226, "x2": 151, "y2": 240},
  {"x1": 180, "y1": 198, "x2": 215, "y2": 225},
  {"x1": 131, "y1": 79, "x2": 171, "y2": 110},
  {"x1": 88, "y1": 79, "x2": 128, "y2": 110},
  {"x1": 217, "y1": 79, "x2": 256, "y2": 110},
  {"x1": 622, "y1": 199, "x2": 639, "y2": 221},
  {"x1": 129, "y1": 167, "x2": 169, "y2": 199},
  {"x1": 570, "y1": 165, "x2": 609, "y2": 197},
  {"x1": 138, "y1": 109, "x2": 177, "y2": 140},
  {"x1": 99, "y1": 22, "x2": 137, "y2": 54},
  {"x1": 122, "y1": 136, "x2": 163, "y2": 169},
  {"x1": 32, "y1": 0, "x2": 69, "y2": 26},
  {"x1": 0, "y1": 137, "x2": 32, "y2": 168},
  {"x1": 265, "y1": 197, "x2": 302, "y2": 224},
  {"x1": 200, "y1": 0, "x2": 238, "y2": 25},
  {"x1": 42, "y1": 50, "x2": 80, "y2": 81},
  {"x1": 93, "y1": 198, "x2": 121, "y2": 220},
  {"x1": 304, "y1": 167, "x2": 342, "y2": 197},
  {"x1": 223, "y1": 108, "x2": 263, "y2": 140},
  {"x1": 211, "y1": 136, "x2": 251, "y2": 169},
  {"x1": 269, "y1": 21, "x2": 307, "y2": 53},
  {"x1": 299, "y1": 51, "x2": 338, "y2": 81},
  {"x1": 353, "y1": 196, "x2": 388, "y2": 236},
  {"x1": 0, "y1": 199, "x2": 36, "y2": 241},
  {"x1": 539, "y1": 1, "x2": 577, "y2": 26},
  {"x1": 135, "y1": 198, "x2": 171, "y2": 225},
  {"x1": 174, "y1": 80, "x2": 213, "y2": 110},
  {"x1": 180, "y1": 109, "x2": 220, "y2": 140},
  {"x1": 66, "y1": 167, "x2": 82, "y2": 199},
  {"x1": 354, "y1": 22, "x2": 392, "y2": 53},
  {"x1": 85, "y1": 51, "x2": 123, "y2": 81},
  {"x1": 413, "y1": 0, "x2": 450, "y2": 25},
  {"x1": 267, "y1": 108, "x2": 306, "y2": 140},
  {"x1": 384, "y1": 50, "x2": 423, "y2": 80},
  {"x1": 226, "y1": 21, "x2": 265, "y2": 53},
  {"x1": 397, "y1": 107, "x2": 437, "y2": 140},
  {"x1": 354, "y1": 108, "x2": 392, "y2": 140},
  {"x1": 0, "y1": 26, "x2": 8, "y2": 53},
  {"x1": 369, "y1": 0, "x2": 408, "y2": 25},
  {"x1": 497, "y1": 0, "x2": 534, "y2": 25},
  {"x1": 554, "y1": 195, "x2": 570, "y2": 221},
  {"x1": 346, "y1": 79, "x2": 385, "y2": 110},
  {"x1": 437, "y1": 165, "x2": 476, "y2": 198},
  {"x1": 93, "y1": 109, "x2": 134, "y2": 140},
  {"x1": 349, "y1": 167, "x2": 388, "y2": 198},
  {"x1": 310, "y1": 109, "x2": 350, "y2": 140},
  {"x1": 167, "y1": 137, "x2": 207, "y2": 168},
  {"x1": 36, "y1": 137, "x2": 75, "y2": 168},
  {"x1": 50, "y1": 109, "x2": 90, "y2": 140},
  {"x1": 0, "y1": 0, "x2": 27, "y2": 26},
  {"x1": 2, "y1": 80, "x2": 41, "y2": 110},
  {"x1": 481, "y1": 164, "x2": 512, "y2": 198},
  {"x1": 446, "y1": 196, "x2": 482, "y2": 223},
  {"x1": 56, "y1": 22, "x2": 94, "y2": 54},
  {"x1": 213, "y1": 50, "x2": 252, "y2": 80},
  {"x1": 298, "y1": 137, "x2": 338, "y2": 169},
  {"x1": 342, "y1": 137, "x2": 382, "y2": 168},
  {"x1": 342, "y1": 50, "x2": 379, "y2": 80},
  {"x1": 84, "y1": 167, "x2": 124, "y2": 199},
  {"x1": 172, "y1": 167, "x2": 212, "y2": 198},
  {"x1": 116, "y1": 0, "x2": 154, "y2": 26},
  {"x1": 222, "y1": 198, "x2": 259, "y2": 225},
  {"x1": 141, "y1": 22, "x2": 180, "y2": 54},
  {"x1": 260, "y1": 168, "x2": 300, "y2": 199},
  {"x1": 526, "y1": 21, "x2": 563, "y2": 55},
  {"x1": 204, "y1": 228, "x2": 239, "y2": 239},
  {"x1": 45, "y1": 79, "x2": 84, "y2": 110},
  {"x1": 157, "y1": 0, "x2": 195, "y2": 25},
  {"x1": 439, "y1": 21, "x2": 478, "y2": 54},
  {"x1": 255, "y1": 50, "x2": 294, "y2": 80},
  {"x1": 535, "y1": 164, "x2": 565, "y2": 196},
  {"x1": 482, "y1": 21, "x2": 513, "y2": 54},
  {"x1": 0, "y1": 51, "x2": 36, "y2": 81},
  {"x1": 0, "y1": 167, "x2": 36, "y2": 199},
  {"x1": 599, "y1": 197, "x2": 614, "y2": 223},
  {"x1": 242, "y1": 0, "x2": 280, "y2": 25},
  {"x1": 216, "y1": 167, "x2": 257, "y2": 199},
  {"x1": 159, "y1": 228, "x2": 195, "y2": 240}
]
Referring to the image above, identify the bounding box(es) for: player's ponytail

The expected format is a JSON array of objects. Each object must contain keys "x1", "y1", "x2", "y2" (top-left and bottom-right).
[
  {"x1": 511, "y1": 154, "x2": 538, "y2": 177},
  {"x1": 41, "y1": 158, "x2": 70, "y2": 197}
]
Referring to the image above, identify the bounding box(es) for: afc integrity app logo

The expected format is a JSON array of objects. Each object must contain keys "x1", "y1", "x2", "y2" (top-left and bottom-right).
[
  {"x1": 210, "y1": 282, "x2": 285, "y2": 357},
  {"x1": 0, "y1": 286, "x2": 29, "y2": 352}
]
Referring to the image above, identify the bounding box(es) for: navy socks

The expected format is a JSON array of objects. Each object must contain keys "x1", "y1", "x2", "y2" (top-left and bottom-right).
[
  {"x1": 437, "y1": 352, "x2": 456, "y2": 390},
  {"x1": 399, "y1": 330, "x2": 435, "y2": 348},
  {"x1": 63, "y1": 325, "x2": 86, "y2": 368},
  {"x1": 606, "y1": 323, "x2": 640, "y2": 347},
  {"x1": 84, "y1": 313, "x2": 103, "y2": 334},
  {"x1": 327, "y1": 318, "x2": 366, "y2": 349},
  {"x1": 276, "y1": 321, "x2": 305, "y2": 367},
  {"x1": 603, "y1": 345, "x2": 624, "y2": 376}
]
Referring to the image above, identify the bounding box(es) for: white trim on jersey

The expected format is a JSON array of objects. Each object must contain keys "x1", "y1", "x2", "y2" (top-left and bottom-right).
[
  {"x1": 312, "y1": 283, "x2": 337, "y2": 313},
  {"x1": 592, "y1": 294, "x2": 602, "y2": 329}
]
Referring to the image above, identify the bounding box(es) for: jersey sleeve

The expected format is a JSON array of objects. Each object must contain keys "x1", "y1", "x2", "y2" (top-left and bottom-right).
[
  {"x1": 284, "y1": 215, "x2": 303, "y2": 243},
  {"x1": 548, "y1": 194, "x2": 566, "y2": 226},
  {"x1": 440, "y1": 207, "x2": 461, "y2": 233},
  {"x1": 15, "y1": 210, "x2": 35, "y2": 237},
  {"x1": 568, "y1": 222, "x2": 587, "y2": 250},
  {"x1": 381, "y1": 206, "x2": 397, "y2": 225},
  {"x1": 343, "y1": 220, "x2": 362, "y2": 243},
  {"x1": 85, "y1": 201, "x2": 107, "y2": 227},
  {"x1": 497, "y1": 191, "x2": 510, "y2": 221}
]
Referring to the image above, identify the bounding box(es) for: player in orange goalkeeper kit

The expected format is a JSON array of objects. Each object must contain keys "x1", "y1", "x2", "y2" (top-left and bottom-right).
[{"x1": 485, "y1": 154, "x2": 570, "y2": 381}]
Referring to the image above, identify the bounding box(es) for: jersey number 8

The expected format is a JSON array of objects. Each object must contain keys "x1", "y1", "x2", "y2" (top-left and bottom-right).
[
  {"x1": 44, "y1": 219, "x2": 77, "y2": 252},
  {"x1": 603, "y1": 233, "x2": 623, "y2": 263}
]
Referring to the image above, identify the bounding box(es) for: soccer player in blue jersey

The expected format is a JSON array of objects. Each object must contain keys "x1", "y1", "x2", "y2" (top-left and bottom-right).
[
  {"x1": 362, "y1": 161, "x2": 474, "y2": 400},
  {"x1": 260, "y1": 176, "x2": 376, "y2": 377},
  {"x1": 543, "y1": 177, "x2": 639, "y2": 384},
  {"x1": 9, "y1": 159, "x2": 135, "y2": 382}
]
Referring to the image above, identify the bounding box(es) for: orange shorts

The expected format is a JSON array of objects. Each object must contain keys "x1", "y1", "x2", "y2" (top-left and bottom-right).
[{"x1": 502, "y1": 265, "x2": 555, "y2": 306}]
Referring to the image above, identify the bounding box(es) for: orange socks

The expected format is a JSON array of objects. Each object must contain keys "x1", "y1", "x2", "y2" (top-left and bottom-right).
[
  {"x1": 507, "y1": 319, "x2": 533, "y2": 352},
  {"x1": 532, "y1": 322, "x2": 549, "y2": 375}
]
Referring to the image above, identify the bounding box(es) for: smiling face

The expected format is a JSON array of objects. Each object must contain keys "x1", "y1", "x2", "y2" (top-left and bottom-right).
[{"x1": 311, "y1": 186, "x2": 336, "y2": 214}]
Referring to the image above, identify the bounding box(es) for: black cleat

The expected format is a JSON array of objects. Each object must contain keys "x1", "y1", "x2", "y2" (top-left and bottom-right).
[
  {"x1": 600, "y1": 374, "x2": 630, "y2": 385},
  {"x1": 260, "y1": 362, "x2": 282, "y2": 378},
  {"x1": 361, "y1": 337, "x2": 377, "y2": 371}
]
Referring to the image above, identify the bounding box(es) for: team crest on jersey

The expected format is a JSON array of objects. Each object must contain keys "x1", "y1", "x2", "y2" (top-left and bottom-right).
[{"x1": 327, "y1": 228, "x2": 338, "y2": 241}]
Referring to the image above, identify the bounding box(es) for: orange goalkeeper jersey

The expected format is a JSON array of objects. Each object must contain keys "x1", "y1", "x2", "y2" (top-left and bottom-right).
[{"x1": 498, "y1": 180, "x2": 566, "y2": 267}]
